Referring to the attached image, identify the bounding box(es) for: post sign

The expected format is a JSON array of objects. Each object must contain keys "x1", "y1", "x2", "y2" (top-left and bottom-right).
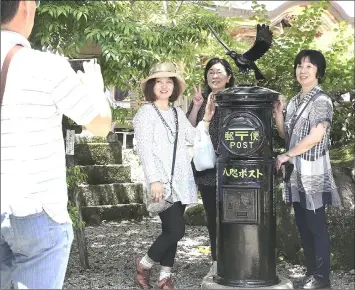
[
  {"x1": 223, "y1": 167, "x2": 263, "y2": 179},
  {"x1": 221, "y1": 112, "x2": 264, "y2": 156},
  {"x1": 66, "y1": 129, "x2": 75, "y2": 155}
]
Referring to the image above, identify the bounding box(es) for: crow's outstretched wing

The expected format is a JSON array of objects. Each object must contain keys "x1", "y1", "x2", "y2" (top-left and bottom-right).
[{"x1": 243, "y1": 24, "x2": 273, "y2": 62}]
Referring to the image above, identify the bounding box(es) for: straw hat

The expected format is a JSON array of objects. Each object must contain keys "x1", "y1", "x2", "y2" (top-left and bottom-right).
[{"x1": 140, "y1": 62, "x2": 186, "y2": 94}]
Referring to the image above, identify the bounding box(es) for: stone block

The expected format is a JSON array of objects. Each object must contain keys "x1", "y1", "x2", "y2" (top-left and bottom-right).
[
  {"x1": 82, "y1": 204, "x2": 148, "y2": 226},
  {"x1": 78, "y1": 165, "x2": 131, "y2": 185},
  {"x1": 75, "y1": 132, "x2": 119, "y2": 144},
  {"x1": 75, "y1": 143, "x2": 122, "y2": 165},
  {"x1": 184, "y1": 203, "x2": 207, "y2": 226},
  {"x1": 77, "y1": 182, "x2": 143, "y2": 206}
]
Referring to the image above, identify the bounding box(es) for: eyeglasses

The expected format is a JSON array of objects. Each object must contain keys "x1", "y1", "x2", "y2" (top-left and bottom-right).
[
  {"x1": 207, "y1": 70, "x2": 225, "y2": 77},
  {"x1": 35, "y1": 0, "x2": 40, "y2": 8}
]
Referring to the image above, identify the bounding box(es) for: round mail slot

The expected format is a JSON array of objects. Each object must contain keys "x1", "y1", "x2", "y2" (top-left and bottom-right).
[{"x1": 221, "y1": 112, "x2": 264, "y2": 156}]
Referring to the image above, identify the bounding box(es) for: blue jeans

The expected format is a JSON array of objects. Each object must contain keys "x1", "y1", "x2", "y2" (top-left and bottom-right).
[{"x1": 0, "y1": 211, "x2": 73, "y2": 289}]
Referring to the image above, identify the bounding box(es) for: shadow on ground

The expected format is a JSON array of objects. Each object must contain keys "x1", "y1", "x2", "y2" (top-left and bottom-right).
[
  {"x1": 64, "y1": 217, "x2": 211, "y2": 289},
  {"x1": 64, "y1": 217, "x2": 355, "y2": 289}
]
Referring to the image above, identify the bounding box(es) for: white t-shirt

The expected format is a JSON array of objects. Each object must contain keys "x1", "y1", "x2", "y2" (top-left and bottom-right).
[{"x1": 1, "y1": 30, "x2": 109, "y2": 223}]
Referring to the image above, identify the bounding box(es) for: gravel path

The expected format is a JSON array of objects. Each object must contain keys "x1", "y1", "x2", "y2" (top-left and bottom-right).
[{"x1": 64, "y1": 217, "x2": 355, "y2": 289}]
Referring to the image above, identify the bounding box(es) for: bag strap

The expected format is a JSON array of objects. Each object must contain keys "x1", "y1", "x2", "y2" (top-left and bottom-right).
[
  {"x1": 1, "y1": 45, "x2": 24, "y2": 107},
  {"x1": 286, "y1": 91, "x2": 323, "y2": 149},
  {"x1": 151, "y1": 103, "x2": 179, "y2": 191},
  {"x1": 170, "y1": 107, "x2": 179, "y2": 186},
  {"x1": 152, "y1": 103, "x2": 176, "y2": 136}
]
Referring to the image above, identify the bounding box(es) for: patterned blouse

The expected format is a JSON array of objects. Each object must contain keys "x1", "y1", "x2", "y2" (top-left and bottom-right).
[
  {"x1": 284, "y1": 85, "x2": 341, "y2": 210},
  {"x1": 133, "y1": 104, "x2": 200, "y2": 206},
  {"x1": 187, "y1": 92, "x2": 219, "y2": 187}
]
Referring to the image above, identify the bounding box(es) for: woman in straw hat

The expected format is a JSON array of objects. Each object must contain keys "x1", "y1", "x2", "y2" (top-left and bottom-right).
[{"x1": 133, "y1": 62, "x2": 215, "y2": 289}]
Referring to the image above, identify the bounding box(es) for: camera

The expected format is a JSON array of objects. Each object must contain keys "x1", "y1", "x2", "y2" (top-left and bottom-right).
[{"x1": 68, "y1": 58, "x2": 97, "y2": 72}]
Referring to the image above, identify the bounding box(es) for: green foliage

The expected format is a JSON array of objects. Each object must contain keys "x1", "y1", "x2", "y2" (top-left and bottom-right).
[
  {"x1": 249, "y1": 0, "x2": 354, "y2": 147},
  {"x1": 331, "y1": 106, "x2": 354, "y2": 147},
  {"x1": 321, "y1": 21, "x2": 355, "y2": 146},
  {"x1": 31, "y1": 0, "x2": 354, "y2": 146},
  {"x1": 111, "y1": 106, "x2": 137, "y2": 127},
  {"x1": 66, "y1": 166, "x2": 88, "y2": 229},
  {"x1": 249, "y1": 1, "x2": 271, "y2": 25},
  {"x1": 330, "y1": 143, "x2": 355, "y2": 166},
  {"x1": 255, "y1": 1, "x2": 330, "y2": 94},
  {"x1": 68, "y1": 200, "x2": 86, "y2": 229},
  {"x1": 30, "y1": 0, "x2": 229, "y2": 95},
  {"x1": 66, "y1": 166, "x2": 87, "y2": 190}
]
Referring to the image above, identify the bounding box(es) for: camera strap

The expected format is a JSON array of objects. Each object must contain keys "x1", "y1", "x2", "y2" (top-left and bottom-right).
[{"x1": 1, "y1": 45, "x2": 24, "y2": 107}]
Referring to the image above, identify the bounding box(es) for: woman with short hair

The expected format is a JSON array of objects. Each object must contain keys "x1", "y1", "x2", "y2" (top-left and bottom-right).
[{"x1": 274, "y1": 49, "x2": 341, "y2": 289}]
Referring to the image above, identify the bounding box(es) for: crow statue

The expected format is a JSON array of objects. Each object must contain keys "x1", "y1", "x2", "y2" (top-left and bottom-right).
[{"x1": 206, "y1": 24, "x2": 273, "y2": 80}]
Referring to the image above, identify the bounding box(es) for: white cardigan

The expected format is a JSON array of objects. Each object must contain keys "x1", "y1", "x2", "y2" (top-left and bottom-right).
[{"x1": 133, "y1": 104, "x2": 200, "y2": 205}]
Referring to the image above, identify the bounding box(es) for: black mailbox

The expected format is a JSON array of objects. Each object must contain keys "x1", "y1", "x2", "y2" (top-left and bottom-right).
[{"x1": 213, "y1": 86, "x2": 279, "y2": 287}]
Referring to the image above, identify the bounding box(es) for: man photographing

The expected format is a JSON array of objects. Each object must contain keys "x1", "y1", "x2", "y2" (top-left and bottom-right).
[{"x1": 1, "y1": 1, "x2": 111, "y2": 288}]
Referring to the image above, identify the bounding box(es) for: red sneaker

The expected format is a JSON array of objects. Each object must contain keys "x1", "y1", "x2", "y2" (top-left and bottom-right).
[
  {"x1": 157, "y1": 277, "x2": 174, "y2": 289},
  {"x1": 135, "y1": 256, "x2": 152, "y2": 289}
]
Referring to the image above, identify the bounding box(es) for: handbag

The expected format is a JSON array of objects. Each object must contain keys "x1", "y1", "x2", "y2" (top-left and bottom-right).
[
  {"x1": 1, "y1": 45, "x2": 24, "y2": 106},
  {"x1": 145, "y1": 104, "x2": 178, "y2": 214},
  {"x1": 283, "y1": 91, "x2": 323, "y2": 182},
  {"x1": 193, "y1": 122, "x2": 216, "y2": 171}
]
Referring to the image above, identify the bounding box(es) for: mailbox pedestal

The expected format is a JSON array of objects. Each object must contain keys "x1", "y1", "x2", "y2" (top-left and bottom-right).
[{"x1": 213, "y1": 86, "x2": 279, "y2": 288}]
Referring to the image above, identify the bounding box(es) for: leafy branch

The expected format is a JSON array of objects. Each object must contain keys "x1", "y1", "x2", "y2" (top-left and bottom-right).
[{"x1": 66, "y1": 166, "x2": 88, "y2": 229}]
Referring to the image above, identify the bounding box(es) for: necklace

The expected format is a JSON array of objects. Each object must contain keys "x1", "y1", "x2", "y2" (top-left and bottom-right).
[{"x1": 151, "y1": 103, "x2": 178, "y2": 140}]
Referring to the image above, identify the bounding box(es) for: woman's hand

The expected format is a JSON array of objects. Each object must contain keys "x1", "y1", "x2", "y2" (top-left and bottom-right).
[
  {"x1": 150, "y1": 182, "x2": 165, "y2": 202},
  {"x1": 273, "y1": 94, "x2": 286, "y2": 117},
  {"x1": 203, "y1": 93, "x2": 216, "y2": 122},
  {"x1": 276, "y1": 153, "x2": 290, "y2": 170},
  {"x1": 192, "y1": 85, "x2": 204, "y2": 109}
]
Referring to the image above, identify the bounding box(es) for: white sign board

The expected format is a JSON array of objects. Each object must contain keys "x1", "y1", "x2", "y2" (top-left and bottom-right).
[{"x1": 66, "y1": 130, "x2": 75, "y2": 155}]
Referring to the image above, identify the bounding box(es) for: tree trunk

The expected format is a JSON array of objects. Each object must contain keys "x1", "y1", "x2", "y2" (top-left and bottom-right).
[{"x1": 75, "y1": 189, "x2": 90, "y2": 269}]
